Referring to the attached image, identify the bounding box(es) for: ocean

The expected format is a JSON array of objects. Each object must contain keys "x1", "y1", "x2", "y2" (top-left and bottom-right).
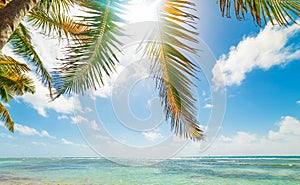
[{"x1": 0, "y1": 156, "x2": 299, "y2": 184}]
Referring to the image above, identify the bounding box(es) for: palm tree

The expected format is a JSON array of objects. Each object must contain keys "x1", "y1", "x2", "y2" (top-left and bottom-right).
[
  {"x1": 0, "y1": 0, "x2": 89, "y2": 97},
  {"x1": 0, "y1": 53, "x2": 35, "y2": 132},
  {"x1": 0, "y1": 0, "x2": 88, "y2": 132},
  {"x1": 0, "y1": 0, "x2": 299, "y2": 139}
]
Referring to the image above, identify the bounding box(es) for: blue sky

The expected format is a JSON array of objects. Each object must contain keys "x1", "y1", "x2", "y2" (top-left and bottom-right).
[{"x1": 1, "y1": 0, "x2": 300, "y2": 157}]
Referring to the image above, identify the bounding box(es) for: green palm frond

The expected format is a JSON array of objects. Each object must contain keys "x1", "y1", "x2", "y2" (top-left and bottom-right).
[
  {"x1": 28, "y1": 9, "x2": 89, "y2": 42},
  {"x1": 143, "y1": 0, "x2": 203, "y2": 140},
  {"x1": 0, "y1": 54, "x2": 35, "y2": 133},
  {"x1": 37, "y1": 0, "x2": 78, "y2": 12},
  {"x1": 53, "y1": 0, "x2": 127, "y2": 97},
  {"x1": 0, "y1": 88, "x2": 13, "y2": 103},
  {"x1": 0, "y1": 102, "x2": 14, "y2": 132},
  {"x1": 0, "y1": 73, "x2": 35, "y2": 100},
  {"x1": 217, "y1": 0, "x2": 300, "y2": 26},
  {"x1": 0, "y1": 53, "x2": 30, "y2": 73},
  {"x1": 0, "y1": 53, "x2": 35, "y2": 132},
  {"x1": 0, "y1": 54, "x2": 35, "y2": 98},
  {"x1": 8, "y1": 24, "x2": 53, "y2": 97}
]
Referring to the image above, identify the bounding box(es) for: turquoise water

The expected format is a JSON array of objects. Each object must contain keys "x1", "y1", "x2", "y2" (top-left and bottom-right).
[{"x1": 0, "y1": 156, "x2": 300, "y2": 184}]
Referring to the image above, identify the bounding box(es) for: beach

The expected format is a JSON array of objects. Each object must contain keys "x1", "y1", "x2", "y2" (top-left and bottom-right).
[{"x1": 0, "y1": 156, "x2": 299, "y2": 184}]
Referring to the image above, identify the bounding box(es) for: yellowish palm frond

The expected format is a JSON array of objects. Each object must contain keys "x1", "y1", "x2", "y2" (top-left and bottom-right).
[
  {"x1": 217, "y1": 0, "x2": 300, "y2": 26},
  {"x1": 28, "y1": 9, "x2": 89, "y2": 43},
  {"x1": 0, "y1": 102, "x2": 14, "y2": 132},
  {"x1": 0, "y1": 54, "x2": 35, "y2": 133},
  {"x1": 0, "y1": 54, "x2": 30, "y2": 73},
  {"x1": 0, "y1": 54, "x2": 35, "y2": 99},
  {"x1": 144, "y1": 0, "x2": 203, "y2": 140}
]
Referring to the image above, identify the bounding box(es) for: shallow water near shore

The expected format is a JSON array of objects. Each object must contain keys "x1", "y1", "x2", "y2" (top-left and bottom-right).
[{"x1": 0, "y1": 156, "x2": 299, "y2": 184}]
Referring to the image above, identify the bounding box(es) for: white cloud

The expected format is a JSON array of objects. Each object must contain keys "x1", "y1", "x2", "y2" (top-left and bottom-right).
[
  {"x1": 0, "y1": 133, "x2": 13, "y2": 139},
  {"x1": 213, "y1": 23, "x2": 300, "y2": 88},
  {"x1": 61, "y1": 138, "x2": 74, "y2": 145},
  {"x1": 19, "y1": 74, "x2": 74, "y2": 117},
  {"x1": 71, "y1": 115, "x2": 88, "y2": 124},
  {"x1": 71, "y1": 116, "x2": 100, "y2": 131},
  {"x1": 203, "y1": 103, "x2": 213, "y2": 109},
  {"x1": 85, "y1": 107, "x2": 93, "y2": 113},
  {"x1": 57, "y1": 115, "x2": 69, "y2": 120},
  {"x1": 32, "y1": 142, "x2": 47, "y2": 146},
  {"x1": 204, "y1": 97, "x2": 210, "y2": 102},
  {"x1": 90, "y1": 120, "x2": 101, "y2": 131},
  {"x1": 61, "y1": 138, "x2": 87, "y2": 147},
  {"x1": 218, "y1": 135, "x2": 232, "y2": 142},
  {"x1": 296, "y1": 100, "x2": 300, "y2": 105},
  {"x1": 30, "y1": 32, "x2": 65, "y2": 70},
  {"x1": 179, "y1": 116, "x2": 300, "y2": 156},
  {"x1": 230, "y1": 131, "x2": 258, "y2": 143},
  {"x1": 268, "y1": 116, "x2": 300, "y2": 140},
  {"x1": 91, "y1": 55, "x2": 128, "y2": 98},
  {"x1": 14, "y1": 124, "x2": 55, "y2": 139},
  {"x1": 92, "y1": 44, "x2": 151, "y2": 98},
  {"x1": 142, "y1": 129, "x2": 163, "y2": 141},
  {"x1": 95, "y1": 134, "x2": 109, "y2": 140}
]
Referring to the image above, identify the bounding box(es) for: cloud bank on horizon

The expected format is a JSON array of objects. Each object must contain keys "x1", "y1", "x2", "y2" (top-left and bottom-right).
[{"x1": 179, "y1": 116, "x2": 300, "y2": 156}]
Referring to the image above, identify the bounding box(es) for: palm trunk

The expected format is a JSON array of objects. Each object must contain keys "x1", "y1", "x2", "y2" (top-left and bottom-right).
[{"x1": 0, "y1": 0, "x2": 39, "y2": 50}]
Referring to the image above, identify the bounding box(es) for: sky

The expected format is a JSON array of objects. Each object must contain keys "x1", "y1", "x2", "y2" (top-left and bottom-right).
[{"x1": 0, "y1": 0, "x2": 300, "y2": 158}]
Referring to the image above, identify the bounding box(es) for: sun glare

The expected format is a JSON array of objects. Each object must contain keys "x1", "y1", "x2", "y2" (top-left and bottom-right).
[{"x1": 126, "y1": 0, "x2": 160, "y2": 23}]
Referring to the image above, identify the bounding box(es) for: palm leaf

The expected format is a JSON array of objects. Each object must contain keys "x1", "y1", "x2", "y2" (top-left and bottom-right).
[
  {"x1": 217, "y1": 0, "x2": 300, "y2": 26},
  {"x1": 0, "y1": 0, "x2": 7, "y2": 8},
  {"x1": 143, "y1": 0, "x2": 203, "y2": 140},
  {"x1": 0, "y1": 102, "x2": 14, "y2": 132},
  {"x1": 0, "y1": 54, "x2": 35, "y2": 133},
  {"x1": 0, "y1": 73, "x2": 35, "y2": 101},
  {"x1": 28, "y1": 8, "x2": 89, "y2": 43},
  {"x1": 53, "y1": 0, "x2": 127, "y2": 97},
  {"x1": 37, "y1": 0, "x2": 79, "y2": 13},
  {"x1": 8, "y1": 23, "x2": 53, "y2": 97},
  {"x1": 0, "y1": 53, "x2": 30, "y2": 73},
  {"x1": 0, "y1": 54, "x2": 35, "y2": 98}
]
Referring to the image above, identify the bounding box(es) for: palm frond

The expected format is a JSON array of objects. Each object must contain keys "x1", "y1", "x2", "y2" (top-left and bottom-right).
[
  {"x1": 217, "y1": 0, "x2": 300, "y2": 26},
  {"x1": 0, "y1": 0, "x2": 7, "y2": 8},
  {"x1": 53, "y1": 0, "x2": 127, "y2": 97},
  {"x1": 0, "y1": 53, "x2": 30, "y2": 73},
  {"x1": 143, "y1": 0, "x2": 203, "y2": 140},
  {"x1": 8, "y1": 23, "x2": 53, "y2": 97},
  {"x1": 0, "y1": 54, "x2": 35, "y2": 98},
  {"x1": 0, "y1": 73, "x2": 35, "y2": 101},
  {"x1": 0, "y1": 102, "x2": 14, "y2": 132},
  {"x1": 37, "y1": 0, "x2": 78, "y2": 13},
  {"x1": 0, "y1": 55, "x2": 35, "y2": 133},
  {"x1": 28, "y1": 9, "x2": 89, "y2": 43},
  {"x1": 0, "y1": 89, "x2": 13, "y2": 103}
]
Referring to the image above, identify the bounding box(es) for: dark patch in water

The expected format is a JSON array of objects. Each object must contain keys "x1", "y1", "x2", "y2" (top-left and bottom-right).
[
  {"x1": 0, "y1": 174, "x2": 32, "y2": 182},
  {"x1": 156, "y1": 159, "x2": 300, "y2": 181}
]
